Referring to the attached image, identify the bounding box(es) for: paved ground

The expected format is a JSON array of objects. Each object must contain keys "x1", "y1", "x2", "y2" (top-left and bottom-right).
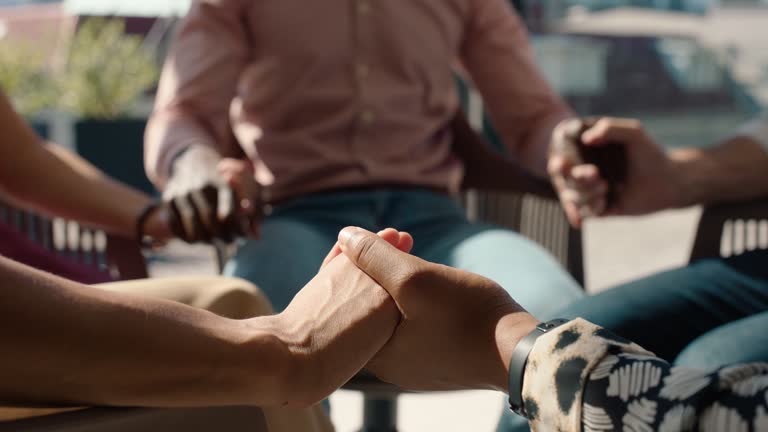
[{"x1": 149, "y1": 206, "x2": 702, "y2": 432}]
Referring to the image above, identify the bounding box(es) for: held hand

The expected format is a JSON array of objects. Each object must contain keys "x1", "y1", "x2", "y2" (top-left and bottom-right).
[
  {"x1": 263, "y1": 230, "x2": 409, "y2": 406},
  {"x1": 580, "y1": 118, "x2": 681, "y2": 217},
  {"x1": 163, "y1": 153, "x2": 262, "y2": 243},
  {"x1": 549, "y1": 118, "x2": 680, "y2": 227},
  {"x1": 336, "y1": 227, "x2": 538, "y2": 392},
  {"x1": 549, "y1": 118, "x2": 611, "y2": 228}
]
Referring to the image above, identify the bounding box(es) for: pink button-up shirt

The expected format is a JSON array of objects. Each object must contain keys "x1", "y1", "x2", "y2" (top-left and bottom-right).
[{"x1": 145, "y1": 0, "x2": 568, "y2": 202}]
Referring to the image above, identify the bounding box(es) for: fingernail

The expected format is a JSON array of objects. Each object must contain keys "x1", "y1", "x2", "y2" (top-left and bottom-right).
[{"x1": 339, "y1": 226, "x2": 361, "y2": 245}]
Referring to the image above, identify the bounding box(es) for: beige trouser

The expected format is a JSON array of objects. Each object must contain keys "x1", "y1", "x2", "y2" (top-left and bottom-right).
[{"x1": 0, "y1": 277, "x2": 334, "y2": 432}]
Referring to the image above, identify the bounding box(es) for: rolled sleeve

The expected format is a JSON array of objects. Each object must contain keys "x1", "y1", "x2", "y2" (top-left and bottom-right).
[
  {"x1": 144, "y1": 0, "x2": 249, "y2": 189},
  {"x1": 460, "y1": 0, "x2": 571, "y2": 171}
]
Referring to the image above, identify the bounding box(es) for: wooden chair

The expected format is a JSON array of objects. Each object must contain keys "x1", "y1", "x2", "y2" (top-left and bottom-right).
[{"x1": 690, "y1": 199, "x2": 768, "y2": 262}]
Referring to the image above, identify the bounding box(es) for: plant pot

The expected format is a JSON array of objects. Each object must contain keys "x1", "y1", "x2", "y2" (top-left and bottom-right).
[{"x1": 73, "y1": 118, "x2": 156, "y2": 196}]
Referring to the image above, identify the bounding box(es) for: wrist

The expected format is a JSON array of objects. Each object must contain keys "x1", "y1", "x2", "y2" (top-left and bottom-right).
[
  {"x1": 493, "y1": 312, "x2": 538, "y2": 392},
  {"x1": 173, "y1": 146, "x2": 222, "y2": 179},
  {"x1": 235, "y1": 315, "x2": 300, "y2": 405},
  {"x1": 164, "y1": 146, "x2": 223, "y2": 200},
  {"x1": 668, "y1": 149, "x2": 703, "y2": 207}
]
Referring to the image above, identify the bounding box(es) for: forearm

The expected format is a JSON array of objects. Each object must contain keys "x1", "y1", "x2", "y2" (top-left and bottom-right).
[
  {"x1": 0, "y1": 94, "x2": 165, "y2": 238},
  {"x1": 3, "y1": 143, "x2": 161, "y2": 238},
  {"x1": 671, "y1": 136, "x2": 768, "y2": 206},
  {"x1": 163, "y1": 144, "x2": 224, "y2": 197},
  {"x1": 517, "y1": 110, "x2": 574, "y2": 178},
  {"x1": 0, "y1": 256, "x2": 288, "y2": 407},
  {"x1": 145, "y1": 112, "x2": 225, "y2": 193}
]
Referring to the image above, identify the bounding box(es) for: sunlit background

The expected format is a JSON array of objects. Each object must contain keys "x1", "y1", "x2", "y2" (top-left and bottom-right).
[{"x1": 0, "y1": 0, "x2": 765, "y2": 430}]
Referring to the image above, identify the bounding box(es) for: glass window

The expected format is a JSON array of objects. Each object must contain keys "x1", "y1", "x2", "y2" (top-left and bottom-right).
[{"x1": 506, "y1": 0, "x2": 767, "y2": 149}]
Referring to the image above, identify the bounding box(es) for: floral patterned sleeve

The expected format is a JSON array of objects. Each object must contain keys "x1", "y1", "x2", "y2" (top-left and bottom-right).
[{"x1": 521, "y1": 319, "x2": 768, "y2": 432}]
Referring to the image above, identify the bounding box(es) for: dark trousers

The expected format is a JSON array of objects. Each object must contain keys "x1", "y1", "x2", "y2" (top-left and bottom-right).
[{"x1": 559, "y1": 250, "x2": 768, "y2": 368}]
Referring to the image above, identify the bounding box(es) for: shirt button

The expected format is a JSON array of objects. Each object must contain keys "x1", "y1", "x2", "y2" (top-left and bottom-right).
[
  {"x1": 355, "y1": 62, "x2": 370, "y2": 80},
  {"x1": 357, "y1": 0, "x2": 371, "y2": 15},
  {"x1": 360, "y1": 110, "x2": 376, "y2": 126}
]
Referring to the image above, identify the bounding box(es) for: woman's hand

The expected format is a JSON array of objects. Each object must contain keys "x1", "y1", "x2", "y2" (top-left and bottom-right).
[
  {"x1": 259, "y1": 229, "x2": 410, "y2": 406},
  {"x1": 335, "y1": 227, "x2": 538, "y2": 392}
]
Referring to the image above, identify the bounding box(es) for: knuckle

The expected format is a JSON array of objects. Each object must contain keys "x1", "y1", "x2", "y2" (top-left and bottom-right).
[
  {"x1": 350, "y1": 233, "x2": 377, "y2": 266},
  {"x1": 547, "y1": 158, "x2": 562, "y2": 176}
]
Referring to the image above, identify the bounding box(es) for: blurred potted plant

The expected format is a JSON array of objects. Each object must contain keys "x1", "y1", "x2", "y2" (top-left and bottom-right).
[
  {"x1": 59, "y1": 17, "x2": 160, "y2": 194},
  {"x1": 0, "y1": 42, "x2": 59, "y2": 136}
]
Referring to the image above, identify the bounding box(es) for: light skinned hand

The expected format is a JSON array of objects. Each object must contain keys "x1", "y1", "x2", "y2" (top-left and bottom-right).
[
  {"x1": 162, "y1": 147, "x2": 262, "y2": 243},
  {"x1": 548, "y1": 118, "x2": 610, "y2": 228},
  {"x1": 261, "y1": 229, "x2": 411, "y2": 406},
  {"x1": 217, "y1": 158, "x2": 263, "y2": 237},
  {"x1": 335, "y1": 226, "x2": 538, "y2": 392},
  {"x1": 549, "y1": 118, "x2": 680, "y2": 227}
]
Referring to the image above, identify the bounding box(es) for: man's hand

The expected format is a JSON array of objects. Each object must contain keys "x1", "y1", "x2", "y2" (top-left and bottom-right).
[
  {"x1": 549, "y1": 118, "x2": 681, "y2": 227},
  {"x1": 259, "y1": 230, "x2": 410, "y2": 406},
  {"x1": 334, "y1": 227, "x2": 539, "y2": 392},
  {"x1": 163, "y1": 146, "x2": 262, "y2": 243}
]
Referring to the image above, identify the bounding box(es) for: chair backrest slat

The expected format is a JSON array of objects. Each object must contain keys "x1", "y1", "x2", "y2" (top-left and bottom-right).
[
  {"x1": 690, "y1": 200, "x2": 768, "y2": 262},
  {"x1": 0, "y1": 199, "x2": 147, "y2": 281},
  {"x1": 467, "y1": 190, "x2": 584, "y2": 286}
]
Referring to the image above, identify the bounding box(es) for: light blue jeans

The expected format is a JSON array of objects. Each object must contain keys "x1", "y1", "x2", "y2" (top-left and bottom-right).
[{"x1": 224, "y1": 188, "x2": 583, "y2": 317}]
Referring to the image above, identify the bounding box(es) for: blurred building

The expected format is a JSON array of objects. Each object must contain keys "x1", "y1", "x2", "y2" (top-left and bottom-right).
[
  {"x1": 524, "y1": 6, "x2": 765, "y2": 148},
  {"x1": 0, "y1": 2, "x2": 73, "y2": 63}
]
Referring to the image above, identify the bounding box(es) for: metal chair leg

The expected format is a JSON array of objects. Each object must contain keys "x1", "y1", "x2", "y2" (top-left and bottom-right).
[{"x1": 358, "y1": 396, "x2": 398, "y2": 432}]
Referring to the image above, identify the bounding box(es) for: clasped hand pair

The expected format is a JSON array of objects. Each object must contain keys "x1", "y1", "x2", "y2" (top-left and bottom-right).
[{"x1": 260, "y1": 226, "x2": 538, "y2": 406}]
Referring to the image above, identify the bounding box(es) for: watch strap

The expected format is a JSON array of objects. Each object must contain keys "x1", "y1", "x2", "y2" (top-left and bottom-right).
[{"x1": 508, "y1": 318, "x2": 570, "y2": 417}]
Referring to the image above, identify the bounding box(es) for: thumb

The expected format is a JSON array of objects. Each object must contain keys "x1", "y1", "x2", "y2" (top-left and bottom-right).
[{"x1": 337, "y1": 227, "x2": 419, "y2": 297}]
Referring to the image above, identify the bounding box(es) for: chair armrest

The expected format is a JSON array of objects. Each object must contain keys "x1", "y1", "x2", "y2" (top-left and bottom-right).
[
  {"x1": 450, "y1": 111, "x2": 557, "y2": 199},
  {"x1": 690, "y1": 198, "x2": 768, "y2": 262}
]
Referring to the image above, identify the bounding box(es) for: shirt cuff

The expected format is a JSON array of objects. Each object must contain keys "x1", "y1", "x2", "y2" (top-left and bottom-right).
[
  {"x1": 521, "y1": 318, "x2": 652, "y2": 431},
  {"x1": 732, "y1": 113, "x2": 768, "y2": 152}
]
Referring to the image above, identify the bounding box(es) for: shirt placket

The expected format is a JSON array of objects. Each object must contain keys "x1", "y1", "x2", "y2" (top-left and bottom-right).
[{"x1": 351, "y1": 0, "x2": 375, "y2": 176}]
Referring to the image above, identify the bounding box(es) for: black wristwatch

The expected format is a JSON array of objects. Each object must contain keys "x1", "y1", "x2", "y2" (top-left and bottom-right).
[{"x1": 508, "y1": 318, "x2": 570, "y2": 417}]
